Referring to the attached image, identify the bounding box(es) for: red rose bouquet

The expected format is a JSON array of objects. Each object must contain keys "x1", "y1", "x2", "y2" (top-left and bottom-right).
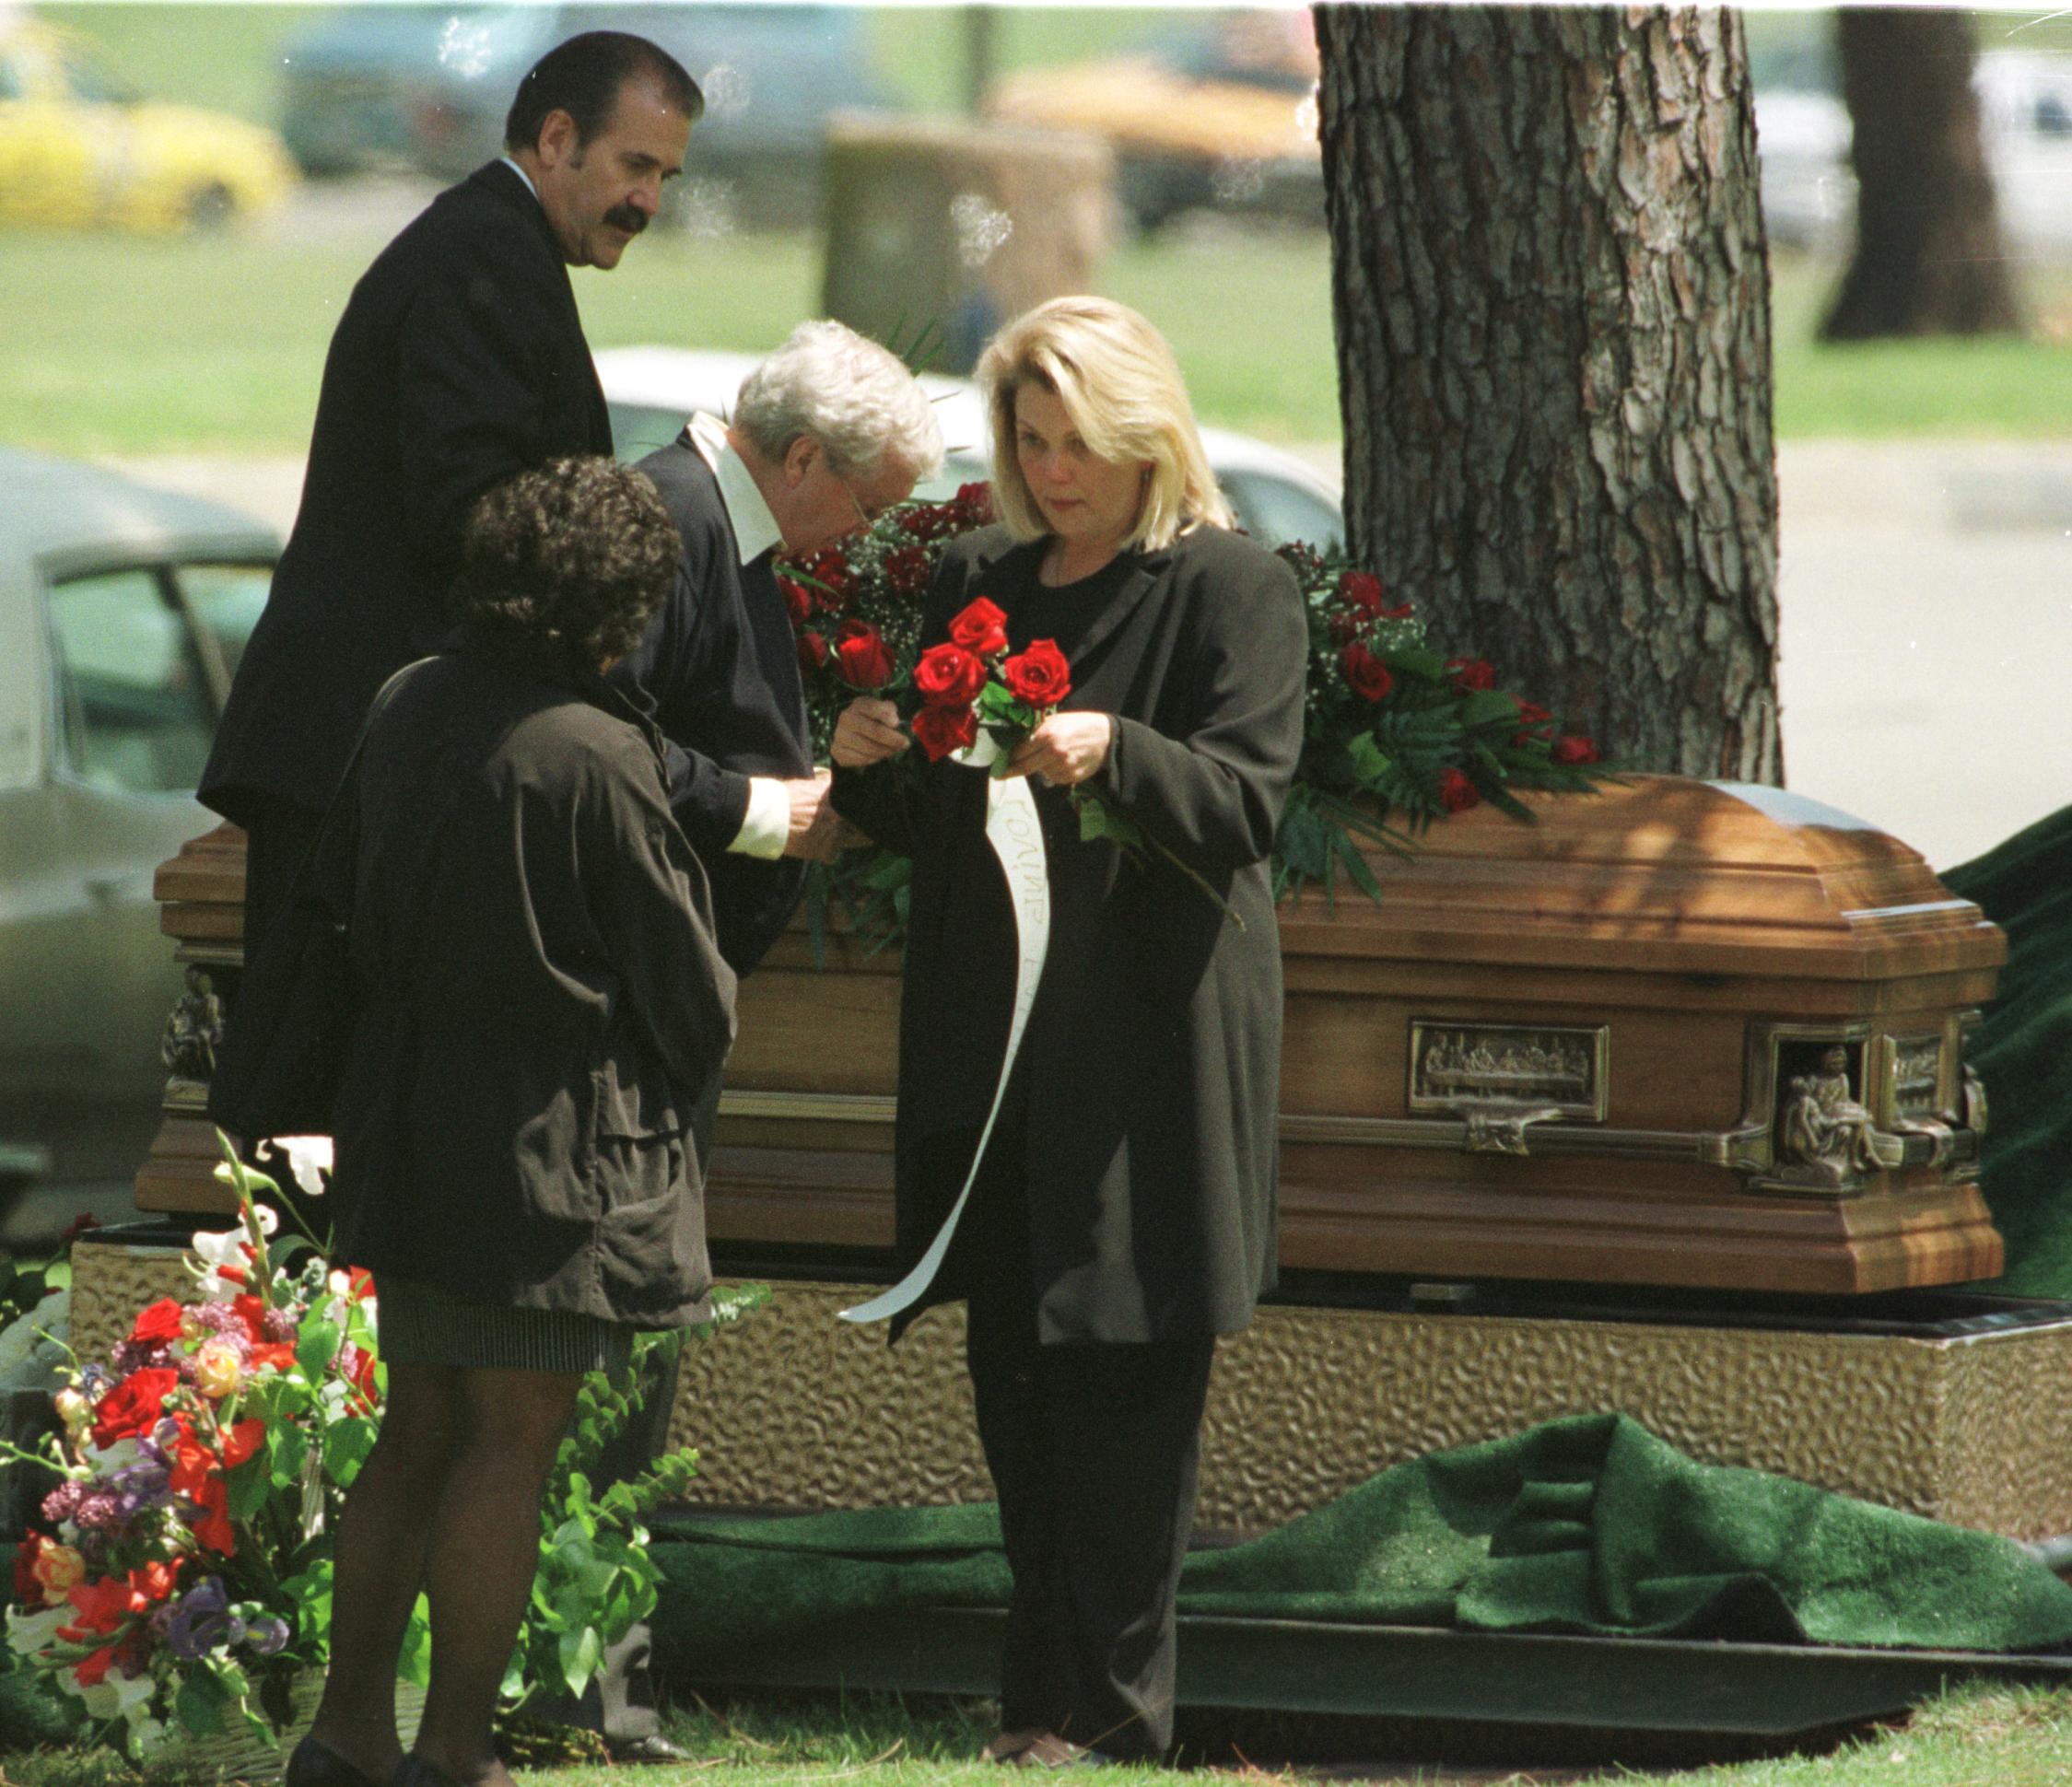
[{"x1": 776, "y1": 482, "x2": 1605, "y2": 944}]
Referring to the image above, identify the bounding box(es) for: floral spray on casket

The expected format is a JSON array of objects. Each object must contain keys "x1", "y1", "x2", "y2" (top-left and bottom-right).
[{"x1": 780, "y1": 485, "x2": 1607, "y2": 951}]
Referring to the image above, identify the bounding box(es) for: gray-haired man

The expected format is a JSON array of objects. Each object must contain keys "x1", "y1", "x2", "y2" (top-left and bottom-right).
[
  {"x1": 583, "y1": 322, "x2": 941, "y2": 1750},
  {"x1": 615, "y1": 318, "x2": 941, "y2": 973}
]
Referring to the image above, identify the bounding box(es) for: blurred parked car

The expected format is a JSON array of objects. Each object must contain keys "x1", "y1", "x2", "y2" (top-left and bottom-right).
[
  {"x1": 597, "y1": 345, "x2": 1345, "y2": 552},
  {"x1": 986, "y1": 11, "x2": 1321, "y2": 234},
  {"x1": 0, "y1": 18, "x2": 295, "y2": 231},
  {"x1": 1756, "y1": 52, "x2": 2072, "y2": 259},
  {"x1": 0, "y1": 450, "x2": 275, "y2": 1227},
  {"x1": 279, "y1": 3, "x2": 880, "y2": 228}
]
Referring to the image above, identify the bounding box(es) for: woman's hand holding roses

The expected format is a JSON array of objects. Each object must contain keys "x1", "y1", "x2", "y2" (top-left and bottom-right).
[
  {"x1": 1005, "y1": 712, "x2": 1115, "y2": 788},
  {"x1": 832, "y1": 696, "x2": 910, "y2": 768}
]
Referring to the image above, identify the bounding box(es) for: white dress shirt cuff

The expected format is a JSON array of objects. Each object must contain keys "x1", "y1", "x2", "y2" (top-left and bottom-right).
[{"x1": 731, "y1": 776, "x2": 790, "y2": 859}]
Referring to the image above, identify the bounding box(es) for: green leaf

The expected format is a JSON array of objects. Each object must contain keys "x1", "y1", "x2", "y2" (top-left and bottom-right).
[
  {"x1": 322, "y1": 1413, "x2": 378, "y2": 1488},
  {"x1": 1345, "y1": 731, "x2": 1391, "y2": 785},
  {"x1": 1077, "y1": 795, "x2": 1145, "y2": 850},
  {"x1": 295, "y1": 1315, "x2": 340, "y2": 1379},
  {"x1": 268, "y1": 1419, "x2": 309, "y2": 1491},
  {"x1": 1276, "y1": 804, "x2": 1331, "y2": 880},
  {"x1": 1385, "y1": 647, "x2": 1448, "y2": 683},
  {"x1": 226, "y1": 1442, "x2": 275, "y2": 1522},
  {"x1": 397, "y1": 1594, "x2": 432, "y2": 1688},
  {"x1": 558, "y1": 1623, "x2": 604, "y2": 1700},
  {"x1": 175, "y1": 1668, "x2": 228, "y2": 1736},
  {"x1": 1458, "y1": 688, "x2": 1524, "y2": 730}
]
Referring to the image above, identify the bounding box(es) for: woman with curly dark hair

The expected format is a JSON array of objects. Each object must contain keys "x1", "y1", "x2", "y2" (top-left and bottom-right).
[{"x1": 290, "y1": 456, "x2": 736, "y2": 1787}]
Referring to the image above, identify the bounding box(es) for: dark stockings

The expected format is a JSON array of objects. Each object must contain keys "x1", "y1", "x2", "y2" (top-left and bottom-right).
[{"x1": 306, "y1": 1362, "x2": 582, "y2": 1787}]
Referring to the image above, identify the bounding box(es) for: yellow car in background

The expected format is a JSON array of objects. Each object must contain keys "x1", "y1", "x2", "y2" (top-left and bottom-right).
[
  {"x1": 987, "y1": 11, "x2": 1321, "y2": 234},
  {"x1": 0, "y1": 20, "x2": 294, "y2": 231}
]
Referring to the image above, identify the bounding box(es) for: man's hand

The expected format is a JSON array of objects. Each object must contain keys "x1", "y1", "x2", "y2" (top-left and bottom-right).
[
  {"x1": 832, "y1": 697, "x2": 909, "y2": 768},
  {"x1": 1004, "y1": 712, "x2": 1114, "y2": 787},
  {"x1": 780, "y1": 770, "x2": 840, "y2": 862}
]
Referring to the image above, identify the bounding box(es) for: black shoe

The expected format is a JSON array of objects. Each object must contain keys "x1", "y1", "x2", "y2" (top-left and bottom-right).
[
  {"x1": 285, "y1": 1739, "x2": 390, "y2": 1787},
  {"x1": 605, "y1": 1733, "x2": 693, "y2": 1764}
]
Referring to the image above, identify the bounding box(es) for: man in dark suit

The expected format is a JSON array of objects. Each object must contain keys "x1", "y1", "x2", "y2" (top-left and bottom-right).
[
  {"x1": 616, "y1": 319, "x2": 943, "y2": 977},
  {"x1": 200, "y1": 30, "x2": 702, "y2": 952}
]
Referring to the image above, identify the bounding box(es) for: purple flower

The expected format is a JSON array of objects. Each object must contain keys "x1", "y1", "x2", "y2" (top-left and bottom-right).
[
  {"x1": 41, "y1": 1479, "x2": 85, "y2": 1524},
  {"x1": 245, "y1": 1615, "x2": 290, "y2": 1656},
  {"x1": 71, "y1": 1491, "x2": 124, "y2": 1533},
  {"x1": 109, "y1": 1457, "x2": 171, "y2": 1519},
  {"x1": 263, "y1": 1308, "x2": 299, "y2": 1344},
  {"x1": 168, "y1": 1577, "x2": 243, "y2": 1662}
]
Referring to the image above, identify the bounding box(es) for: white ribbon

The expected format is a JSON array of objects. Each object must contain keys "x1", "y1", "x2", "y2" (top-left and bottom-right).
[{"x1": 841, "y1": 737, "x2": 1050, "y2": 1324}]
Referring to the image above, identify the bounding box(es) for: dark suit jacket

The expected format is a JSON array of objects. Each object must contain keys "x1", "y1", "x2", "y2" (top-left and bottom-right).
[
  {"x1": 201, "y1": 161, "x2": 612, "y2": 827},
  {"x1": 331, "y1": 641, "x2": 736, "y2": 1327},
  {"x1": 612, "y1": 433, "x2": 814, "y2": 976},
  {"x1": 832, "y1": 523, "x2": 1308, "y2": 1344}
]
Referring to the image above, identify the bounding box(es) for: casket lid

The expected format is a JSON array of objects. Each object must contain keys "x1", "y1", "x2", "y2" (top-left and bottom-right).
[{"x1": 1277, "y1": 776, "x2": 2004, "y2": 982}]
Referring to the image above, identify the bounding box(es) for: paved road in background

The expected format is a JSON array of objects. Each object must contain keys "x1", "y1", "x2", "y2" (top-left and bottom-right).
[{"x1": 111, "y1": 438, "x2": 2072, "y2": 873}]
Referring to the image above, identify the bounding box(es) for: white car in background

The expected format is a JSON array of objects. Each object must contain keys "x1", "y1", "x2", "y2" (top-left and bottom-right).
[{"x1": 595, "y1": 346, "x2": 1345, "y2": 554}]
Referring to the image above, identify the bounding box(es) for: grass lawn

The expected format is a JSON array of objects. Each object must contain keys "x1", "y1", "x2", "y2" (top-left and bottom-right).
[
  {"x1": 5, "y1": 212, "x2": 2069, "y2": 460},
  {"x1": 6, "y1": 1682, "x2": 2072, "y2": 1786}
]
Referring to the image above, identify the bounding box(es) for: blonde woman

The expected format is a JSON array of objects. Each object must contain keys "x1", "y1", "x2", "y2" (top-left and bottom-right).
[{"x1": 831, "y1": 297, "x2": 1306, "y2": 1764}]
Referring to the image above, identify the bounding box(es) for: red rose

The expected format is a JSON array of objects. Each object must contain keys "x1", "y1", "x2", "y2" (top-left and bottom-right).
[
  {"x1": 1382, "y1": 600, "x2": 1413, "y2": 620},
  {"x1": 1336, "y1": 571, "x2": 1385, "y2": 618},
  {"x1": 884, "y1": 544, "x2": 931, "y2": 596},
  {"x1": 898, "y1": 502, "x2": 961, "y2": 543},
  {"x1": 1512, "y1": 698, "x2": 1552, "y2": 744},
  {"x1": 912, "y1": 642, "x2": 987, "y2": 708},
  {"x1": 89, "y1": 1367, "x2": 180, "y2": 1447},
  {"x1": 796, "y1": 630, "x2": 828, "y2": 675},
  {"x1": 911, "y1": 703, "x2": 979, "y2": 763},
  {"x1": 1001, "y1": 639, "x2": 1071, "y2": 709},
  {"x1": 777, "y1": 575, "x2": 814, "y2": 627},
  {"x1": 786, "y1": 548, "x2": 853, "y2": 614},
  {"x1": 833, "y1": 619, "x2": 896, "y2": 691},
  {"x1": 1553, "y1": 735, "x2": 1600, "y2": 765},
  {"x1": 954, "y1": 482, "x2": 995, "y2": 523},
  {"x1": 948, "y1": 597, "x2": 1008, "y2": 659},
  {"x1": 1447, "y1": 657, "x2": 1495, "y2": 691},
  {"x1": 1438, "y1": 767, "x2": 1481, "y2": 813},
  {"x1": 127, "y1": 1298, "x2": 184, "y2": 1349},
  {"x1": 1340, "y1": 642, "x2": 1394, "y2": 703}
]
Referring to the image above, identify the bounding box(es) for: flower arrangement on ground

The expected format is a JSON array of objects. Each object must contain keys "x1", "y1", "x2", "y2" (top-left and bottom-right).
[
  {"x1": 5, "y1": 1149, "x2": 381, "y2": 1757},
  {"x1": 2, "y1": 1141, "x2": 767, "y2": 1758},
  {"x1": 778, "y1": 485, "x2": 1607, "y2": 947}
]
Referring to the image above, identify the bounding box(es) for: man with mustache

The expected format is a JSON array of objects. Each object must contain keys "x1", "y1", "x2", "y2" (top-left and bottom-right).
[
  {"x1": 199, "y1": 29, "x2": 706, "y2": 1772},
  {"x1": 201, "y1": 30, "x2": 704, "y2": 958}
]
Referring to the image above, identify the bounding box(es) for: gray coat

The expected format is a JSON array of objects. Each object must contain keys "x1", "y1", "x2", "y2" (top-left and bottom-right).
[{"x1": 330, "y1": 645, "x2": 737, "y2": 1328}]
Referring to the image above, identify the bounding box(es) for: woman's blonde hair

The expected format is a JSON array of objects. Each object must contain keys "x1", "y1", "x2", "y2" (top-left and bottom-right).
[{"x1": 977, "y1": 296, "x2": 1232, "y2": 551}]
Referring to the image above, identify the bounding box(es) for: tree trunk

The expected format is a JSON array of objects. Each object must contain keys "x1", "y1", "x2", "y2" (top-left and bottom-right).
[
  {"x1": 1820, "y1": 8, "x2": 2023, "y2": 340},
  {"x1": 1316, "y1": 6, "x2": 1781, "y2": 783}
]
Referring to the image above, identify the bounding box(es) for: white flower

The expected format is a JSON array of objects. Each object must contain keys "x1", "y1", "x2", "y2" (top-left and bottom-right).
[
  {"x1": 190, "y1": 1226, "x2": 245, "y2": 1273},
  {"x1": 261, "y1": 1135, "x2": 333, "y2": 1200},
  {"x1": 6, "y1": 1604, "x2": 69, "y2": 1655},
  {"x1": 81, "y1": 1437, "x2": 141, "y2": 1475}
]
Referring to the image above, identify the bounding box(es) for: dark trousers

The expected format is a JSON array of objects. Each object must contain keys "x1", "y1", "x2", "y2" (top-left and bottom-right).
[{"x1": 954, "y1": 1142, "x2": 1216, "y2": 1759}]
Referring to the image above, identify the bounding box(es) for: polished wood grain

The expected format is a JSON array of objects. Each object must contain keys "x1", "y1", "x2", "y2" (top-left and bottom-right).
[{"x1": 137, "y1": 777, "x2": 2010, "y2": 1293}]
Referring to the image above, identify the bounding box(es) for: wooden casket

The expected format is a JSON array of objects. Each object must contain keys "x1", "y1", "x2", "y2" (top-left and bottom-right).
[{"x1": 706, "y1": 775, "x2": 2004, "y2": 1295}]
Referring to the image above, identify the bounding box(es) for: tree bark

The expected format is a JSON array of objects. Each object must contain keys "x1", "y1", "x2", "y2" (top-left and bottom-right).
[
  {"x1": 1820, "y1": 8, "x2": 2023, "y2": 341},
  {"x1": 1316, "y1": 6, "x2": 1781, "y2": 783}
]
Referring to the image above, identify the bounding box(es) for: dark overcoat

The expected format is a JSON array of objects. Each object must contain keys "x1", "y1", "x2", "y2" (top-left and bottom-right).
[
  {"x1": 831, "y1": 523, "x2": 1307, "y2": 1344},
  {"x1": 611, "y1": 435, "x2": 814, "y2": 976},
  {"x1": 329, "y1": 646, "x2": 737, "y2": 1329},
  {"x1": 200, "y1": 161, "x2": 612, "y2": 827}
]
